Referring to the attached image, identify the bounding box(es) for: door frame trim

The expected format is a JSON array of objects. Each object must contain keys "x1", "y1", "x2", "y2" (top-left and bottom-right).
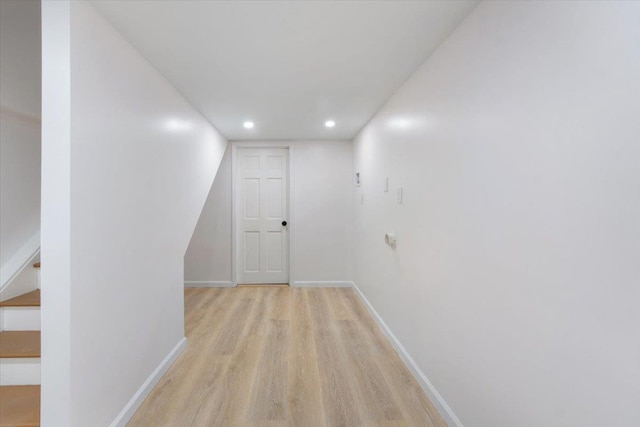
[{"x1": 231, "y1": 141, "x2": 295, "y2": 286}]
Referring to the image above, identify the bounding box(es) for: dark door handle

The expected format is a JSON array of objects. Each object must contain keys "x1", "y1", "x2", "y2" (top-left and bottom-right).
[{"x1": 282, "y1": 221, "x2": 288, "y2": 226}]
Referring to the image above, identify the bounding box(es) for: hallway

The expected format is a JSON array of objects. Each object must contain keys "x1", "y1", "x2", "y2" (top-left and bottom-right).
[
  {"x1": 2, "y1": 1, "x2": 637, "y2": 425},
  {"x1": 128, "y1": 287, "x2": 445, "y2": 426}
]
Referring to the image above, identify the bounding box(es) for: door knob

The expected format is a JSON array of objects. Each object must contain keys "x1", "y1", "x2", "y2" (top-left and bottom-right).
[{"x1": 282, "y1": 221, "x2": 288, "y2": 226}]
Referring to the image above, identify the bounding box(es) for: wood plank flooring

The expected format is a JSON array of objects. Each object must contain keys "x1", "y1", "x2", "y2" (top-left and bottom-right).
[
  {"x1": 0, "y1": 385, "x2": 40, "y2": 427},
  {"x1": 0, "y1": 331, "x2": 41, "y2": 358},
  {"x1": 0, "y1": 289, "x2": 40, "y2": 307},
  {"x1": 127, "y1": 287, "x2": 446, "y2": 427}
]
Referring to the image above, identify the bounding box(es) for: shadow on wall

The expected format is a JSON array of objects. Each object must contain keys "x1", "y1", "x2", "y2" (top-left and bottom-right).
[
  {"x1": 0, "y1": 0, "x2": 42, "y2": 298},
  {"x1": 184, "y1": 145, "x2": 233, "y2": 286}
]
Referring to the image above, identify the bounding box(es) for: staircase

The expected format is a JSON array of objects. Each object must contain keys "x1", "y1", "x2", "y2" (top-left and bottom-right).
[{"x1": 0, "y1": 263, "x2": 41, "y2": 426}]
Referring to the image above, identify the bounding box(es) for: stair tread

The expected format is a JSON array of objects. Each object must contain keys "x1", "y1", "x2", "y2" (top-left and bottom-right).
[
  {"x1": 0, "y1": 385, "x2": 40, "y2": 426},
  {"x1": 0, "y1": 331, "x2": 40, "y2": 358},
  {"x1": 0, "y1": 290, "x2": 40, "y2": 307}
]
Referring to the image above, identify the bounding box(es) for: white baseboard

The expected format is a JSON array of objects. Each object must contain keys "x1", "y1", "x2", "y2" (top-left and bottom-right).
[
  {"x1": 291, "y1": 281, "x2": 354, "y2": 288},
  {"x1": 109, "y1": 337, "x2": 187, "y2": 427},
  {"x1": 351, "y1": 282, "x2": 464, "y2": 427},
  {"x1": 184, "y1": 281, "x2": 235, "y2": 288}
]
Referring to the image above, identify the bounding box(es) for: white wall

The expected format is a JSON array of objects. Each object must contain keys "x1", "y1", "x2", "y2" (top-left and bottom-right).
[
  {"x1": 0, "y1": 111, "x2": 40, "y2": 269},
  {"x1": 352, "y1": 2, "x2": 640, "y2": 427},
  {"x1": 0, "y1": 0, "x2": 41, "y2": 118},
  {"x1": 0, "y1": 0, "x2": 41, "y2": 291},
  {"x1": 41, "y1": 1, "x2": 71, "y2": 424},
  {"x1": 185, "y1": 140, "x2": 353, "y2": 286},
  {"x1": 41, "y1": 1, "x2": 227, "y2": 426},
  {"x1": 184, "y1": 146, "x2": 233, "y2": 284},
  {"x1": 0, "y1": 110, "x2": 41, "y2": 293},
  {"x1": 292, "y1": 141, "x2": 353, "y2": 284}
]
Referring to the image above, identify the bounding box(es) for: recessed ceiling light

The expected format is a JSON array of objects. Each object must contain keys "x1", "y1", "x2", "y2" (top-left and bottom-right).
[
  {"x1": 325, "y1": 120, "x2": 336, "y2": 128},
  {"x1": 243, "y1": 121, "x2": 255, "y2": 129}
]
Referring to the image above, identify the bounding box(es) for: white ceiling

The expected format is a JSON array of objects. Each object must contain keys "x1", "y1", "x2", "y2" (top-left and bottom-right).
[{"x1": 90, "y1": 0, "x2": 478, "y2": 141}]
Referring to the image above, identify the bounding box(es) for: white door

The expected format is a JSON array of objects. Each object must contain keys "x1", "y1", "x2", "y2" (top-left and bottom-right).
[{"x1": 236, "y1": 148, "x2": 289, "y2": 284}]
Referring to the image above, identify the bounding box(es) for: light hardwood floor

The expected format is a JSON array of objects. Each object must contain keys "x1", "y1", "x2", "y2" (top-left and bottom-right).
[{"x1": 128, "y1": 287, "x2": 446, "y2": 427}]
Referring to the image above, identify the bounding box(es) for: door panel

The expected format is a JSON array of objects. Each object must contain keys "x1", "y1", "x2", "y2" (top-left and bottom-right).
[
  {"x1": 244, "y1": 232, "x2": 260, "y2": 272},
  {"x1": 266, "y1": 178, "x2": 282, "y2": 218},
  {"x1": 237, "y1": 148, "x2": 289, "y2": 284},
  {"x1": 244, "y1": 179, "x2": 260, "y2": 219},
  {"x1": 267, "y1": 231, "x2": 283, "y2": 272}
]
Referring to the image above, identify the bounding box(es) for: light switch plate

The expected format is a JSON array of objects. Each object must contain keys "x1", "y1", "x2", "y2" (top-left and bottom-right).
[
  {"x1": 384, "y1": 177, "x2": 389, "y2": 192},
  {"x1": 397, "y1": 187, "x2": 403, "y2": 204}
]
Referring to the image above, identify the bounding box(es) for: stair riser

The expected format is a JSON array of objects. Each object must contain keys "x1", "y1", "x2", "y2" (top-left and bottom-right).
[
  {"x1": 1, "y1": 307, "x2": 41, "y2": 331},
  {"x1": 0, "y1": 358, "x2": 40, "y2": 385}
]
